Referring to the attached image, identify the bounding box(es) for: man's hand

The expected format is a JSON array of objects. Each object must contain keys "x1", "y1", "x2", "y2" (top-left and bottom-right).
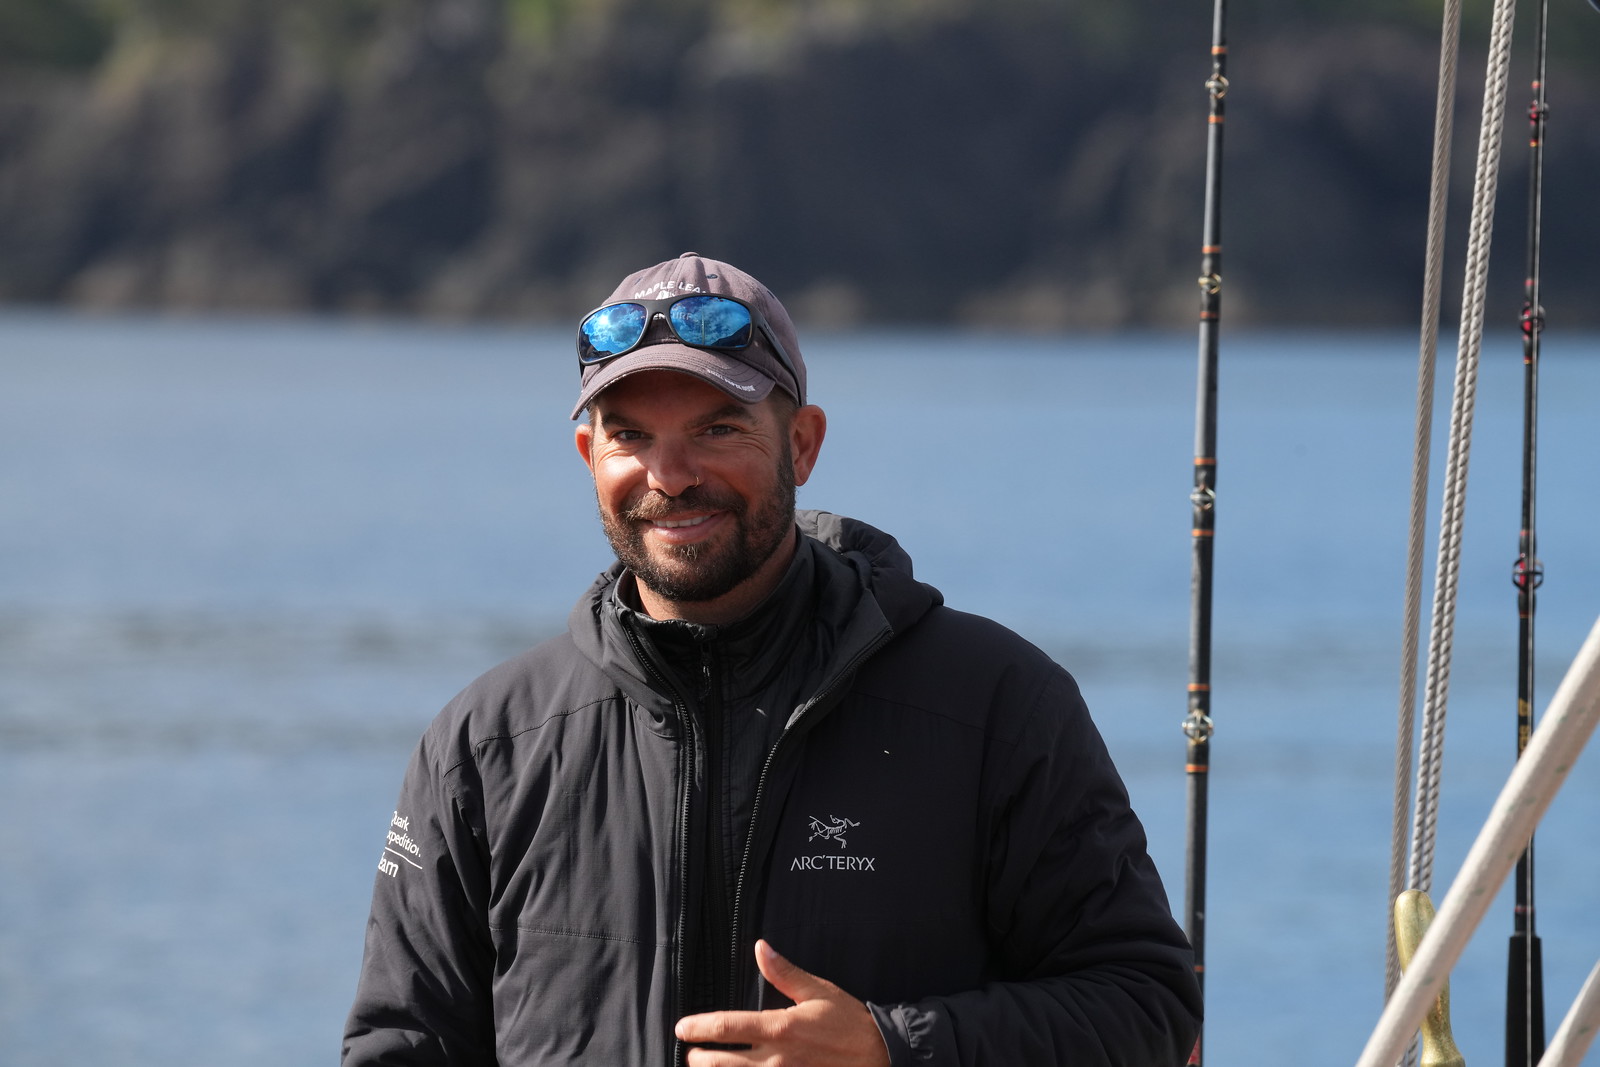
[{"x1": 675, "y1": 940, "x2": 892, "y2": 1067}]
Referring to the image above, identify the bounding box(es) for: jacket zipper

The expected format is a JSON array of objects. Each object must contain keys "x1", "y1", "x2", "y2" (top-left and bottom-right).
[
  {"x1": 695, "y1": 640, "x2": 733, "y2": 1012},
  {"x1": 620, "y1": 624, "x2": 696, "y2": 1067},
  {"x1": 726, "y1": 627, "x2": 893, "y2": 1004}
]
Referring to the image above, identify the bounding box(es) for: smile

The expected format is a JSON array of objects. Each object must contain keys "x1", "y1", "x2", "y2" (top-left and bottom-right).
[{"x1": 651, "y1": 515, "x2": 712, "y2": 530}]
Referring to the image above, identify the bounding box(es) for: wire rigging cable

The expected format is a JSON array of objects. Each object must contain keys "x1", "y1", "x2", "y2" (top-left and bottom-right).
[
  {"x1": 1406, "y1": 0, "x2": 1523, "y2": 902},
  {"x1": 1386, "y1": 0, "x2": 1464, "y2": 1003}
]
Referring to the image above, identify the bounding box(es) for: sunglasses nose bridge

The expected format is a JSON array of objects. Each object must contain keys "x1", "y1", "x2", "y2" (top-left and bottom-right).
[{"x1": 640, "y1": 309, "x2": 676, "y2": 345}]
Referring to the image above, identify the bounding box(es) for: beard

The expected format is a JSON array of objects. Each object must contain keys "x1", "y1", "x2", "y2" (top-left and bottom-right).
[{"x1": 599, "y1": 451, "x2": 797, "y2": 606}]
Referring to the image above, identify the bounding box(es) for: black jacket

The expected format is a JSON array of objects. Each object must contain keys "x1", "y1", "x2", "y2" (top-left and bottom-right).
[{"x1": 344, "y1": 511, "x2": 1201, "y2": 1065}]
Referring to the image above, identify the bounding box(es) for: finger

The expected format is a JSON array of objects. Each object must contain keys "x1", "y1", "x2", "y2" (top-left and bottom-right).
[
  {"x1": 683, "y1": 1046, "x2": 756, "y2": 1067},
  {"x1": 676, "y1": 1009, "x2": 766, "y2": 1046},
  {"x1": 754, "y1": 939, "x2": 836, "y2": 1004}
]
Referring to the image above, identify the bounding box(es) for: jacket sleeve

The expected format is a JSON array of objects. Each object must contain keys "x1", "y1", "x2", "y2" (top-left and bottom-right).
[
  {"x1": 867, "y1": 667, "x2": 1202, "y2": 1066},
  {"x1": 343, "y1": 727, "x2": 498, "y2": 1066}
]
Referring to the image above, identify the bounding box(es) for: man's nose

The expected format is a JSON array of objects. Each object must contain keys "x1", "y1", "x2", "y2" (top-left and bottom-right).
[{"x1": 643, "y1": 443, "x2": 700, "y2": 498}]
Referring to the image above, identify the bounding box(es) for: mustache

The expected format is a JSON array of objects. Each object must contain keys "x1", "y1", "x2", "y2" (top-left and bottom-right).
[{"x1": 621, "y1": 485, "x2": 743, "y2": 522}]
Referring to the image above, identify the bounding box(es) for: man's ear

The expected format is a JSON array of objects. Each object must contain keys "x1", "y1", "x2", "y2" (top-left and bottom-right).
[
  {"x1": 575, "y1": 421, "x2": 596, "y2": 474},
  {"x1": 788, "y1": 404, "x2": 826, "y2": 487}
]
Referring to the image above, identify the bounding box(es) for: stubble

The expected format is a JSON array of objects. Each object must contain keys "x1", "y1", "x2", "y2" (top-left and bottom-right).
[{"x1": 600, "y1": 447, "x2": 796, "y2": 605}]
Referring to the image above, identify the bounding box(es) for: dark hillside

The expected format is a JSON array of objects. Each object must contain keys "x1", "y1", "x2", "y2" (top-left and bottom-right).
[{"x1": 0, "y1": 0, "x2": 1595, "y2": 327}]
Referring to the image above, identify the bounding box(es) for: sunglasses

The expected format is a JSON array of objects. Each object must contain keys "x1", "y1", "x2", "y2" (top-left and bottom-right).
[{"x1": 577, "y1": 294, "x2": 798, "y2": 384}]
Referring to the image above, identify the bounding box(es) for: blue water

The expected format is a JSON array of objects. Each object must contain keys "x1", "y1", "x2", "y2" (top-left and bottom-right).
[{"x1": 2, "y1": 311, "x2": 1597, "y2": 1065}]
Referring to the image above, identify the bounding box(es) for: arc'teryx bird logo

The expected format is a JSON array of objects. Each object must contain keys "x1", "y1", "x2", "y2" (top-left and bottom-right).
[
  {"x1": 791, "y1": 815, "x2": 875, "y2": 872},
  {"x1": 807, "y1": 815, "x2": 860, "y2": 849}
]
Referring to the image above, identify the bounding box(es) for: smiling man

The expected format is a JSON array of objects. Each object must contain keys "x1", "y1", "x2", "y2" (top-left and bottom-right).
[
  {"x1": 577, "y1": 372, "x2": 819, "y2": 623},
  {"x1": 343, "y1": 253, "x2": 1202, "y2": 1066}
]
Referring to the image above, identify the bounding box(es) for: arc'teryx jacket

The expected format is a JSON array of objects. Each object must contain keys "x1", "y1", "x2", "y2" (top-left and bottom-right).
[{"x1": 344, "y1": 511, "x2": 1202, "y2": 1066}]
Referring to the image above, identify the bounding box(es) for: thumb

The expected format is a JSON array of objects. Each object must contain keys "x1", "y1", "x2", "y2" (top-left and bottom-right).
[{"x1": 755, "y1": 939, "x2": 835, "y2": 1004}]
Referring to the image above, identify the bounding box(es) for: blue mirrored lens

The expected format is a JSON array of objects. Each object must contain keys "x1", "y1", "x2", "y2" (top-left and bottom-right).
[
  {"x1": 580, "y1": 303, "x2": 648, "y2": 361},
  {"x1": 670, "y1": 296, "x2": 753, "y2": 348}
]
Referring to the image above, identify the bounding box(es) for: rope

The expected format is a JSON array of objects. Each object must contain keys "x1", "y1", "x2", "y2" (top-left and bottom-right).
[
  {"x1": 1408, "y1": 0, "x2": 1522, "y2": 897},
  {"x1": 1541, "y1": 958, "x2": 1600, "y2": 1067},
  {"x1": 1386, "y1": 0, "x2": 1463, "y2": 1003},
  {"x1": 1357, "y1": 613, "x2": 1600, "y2": 1067}
]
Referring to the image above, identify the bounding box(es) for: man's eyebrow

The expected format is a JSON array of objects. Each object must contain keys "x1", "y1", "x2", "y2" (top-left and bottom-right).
[{"x1": 692, "y1": 402, "x2": 759, "y2": 427}]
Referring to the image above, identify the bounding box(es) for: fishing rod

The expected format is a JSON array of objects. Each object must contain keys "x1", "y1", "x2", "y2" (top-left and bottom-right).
[
  {"x1": 1506, "y1": 1, "x2": 1549, "y2": 1062},
  {"x1": 1182, "y1": 0, "x2": 1227, "y2": 1062}
]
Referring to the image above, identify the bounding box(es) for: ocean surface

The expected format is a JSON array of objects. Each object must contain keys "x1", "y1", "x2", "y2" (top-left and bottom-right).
[{"x1": 2, "y1": 310, "x2": 1597, "y2": 1066}]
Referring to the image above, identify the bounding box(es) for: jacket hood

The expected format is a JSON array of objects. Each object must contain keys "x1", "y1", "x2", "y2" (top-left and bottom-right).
[
  {"x1": 793, "y1": 509, "x2": 942, "y2": 634},
  {"x1": 566, "y1": 510, "x2": 943, "y2": 710}
]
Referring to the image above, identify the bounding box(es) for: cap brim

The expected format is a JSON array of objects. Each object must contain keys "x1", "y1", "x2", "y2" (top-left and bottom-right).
[{"x1": 570, "y1": 344, "x2": 777, "y2": 419}]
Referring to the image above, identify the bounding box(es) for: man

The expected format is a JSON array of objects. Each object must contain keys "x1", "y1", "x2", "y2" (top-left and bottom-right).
[{"x1": 344, "y1": 253, "x2": 1202, "y2": 1066}]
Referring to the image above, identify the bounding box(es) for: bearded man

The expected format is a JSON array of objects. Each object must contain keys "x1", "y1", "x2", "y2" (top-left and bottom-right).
[{"x1": 343, "y1": 253, "x2": 1202, "y2": 1066}]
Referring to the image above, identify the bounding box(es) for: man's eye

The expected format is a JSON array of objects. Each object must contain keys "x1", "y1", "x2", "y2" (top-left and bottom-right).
[
  {"x1": 705, "y1": 424, "x2": 737, "y2": 437},
  {"x1": 612, "y1": 429, "x2": 644, "y2": 443}
]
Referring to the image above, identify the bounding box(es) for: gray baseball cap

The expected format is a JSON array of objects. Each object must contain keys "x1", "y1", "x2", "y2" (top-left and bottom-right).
[{"x1": 571, "y1": 252, "x2": 806, "y2": 419}]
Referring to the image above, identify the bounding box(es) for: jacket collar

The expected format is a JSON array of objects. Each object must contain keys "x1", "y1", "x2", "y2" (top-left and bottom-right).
[{"x1": 567, "y1": 511, "x2": 942, "y2": 718}]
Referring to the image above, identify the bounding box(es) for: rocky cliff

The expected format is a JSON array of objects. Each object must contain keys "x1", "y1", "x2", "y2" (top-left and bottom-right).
[{"x1": 1, "y1": 0, "x2": 1595, "y2": 327}]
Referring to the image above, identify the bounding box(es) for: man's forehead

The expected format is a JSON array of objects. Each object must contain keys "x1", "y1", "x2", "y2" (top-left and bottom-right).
[{"x1": 591, "y1": 371, "x2": 762, "y2": 424}]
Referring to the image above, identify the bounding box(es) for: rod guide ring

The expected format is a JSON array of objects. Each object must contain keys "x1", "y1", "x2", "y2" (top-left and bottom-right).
[{"x1": 1182, "y1": 712, "x2": 1215, "y2": 742}]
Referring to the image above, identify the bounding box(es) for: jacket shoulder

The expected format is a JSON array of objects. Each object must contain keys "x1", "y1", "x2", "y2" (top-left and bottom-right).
[
  {"x1": 418, "y1": 631, "x2": 611, "y2": 775},
  {"x1": 852, "y1": 605, "x2": 1084, "y2": 742}
]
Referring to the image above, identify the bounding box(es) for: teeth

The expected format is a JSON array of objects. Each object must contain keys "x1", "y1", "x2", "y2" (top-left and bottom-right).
[{"x1": 654, "y1": 515, "x2": 710, "y2": 529}]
